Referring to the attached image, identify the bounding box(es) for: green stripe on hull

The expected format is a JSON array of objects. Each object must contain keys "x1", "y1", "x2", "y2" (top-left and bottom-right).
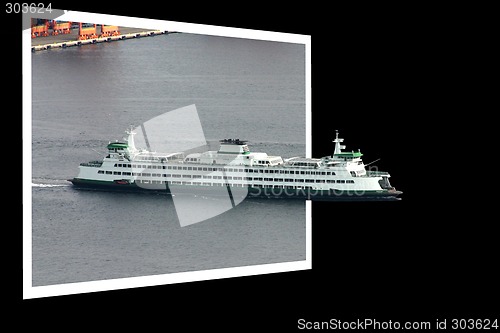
[{"x1": 70, "y1": 178, "x2": 141, "y2": 192}]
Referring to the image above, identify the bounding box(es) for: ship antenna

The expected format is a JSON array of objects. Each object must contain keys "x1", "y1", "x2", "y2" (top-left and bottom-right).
[{"x1": 332, "y1": 130, "x2": 345, "y2": 156}]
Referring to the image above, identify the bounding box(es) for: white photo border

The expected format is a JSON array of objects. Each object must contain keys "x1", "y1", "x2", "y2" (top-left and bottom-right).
[{"x1": 23, "y1": 9, "x2": 311, "y2": 299}]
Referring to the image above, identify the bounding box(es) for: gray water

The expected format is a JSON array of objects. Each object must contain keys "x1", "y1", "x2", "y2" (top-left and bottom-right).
[{"x1": 31, "y1": 32, "x2": 306, "y2": 286}]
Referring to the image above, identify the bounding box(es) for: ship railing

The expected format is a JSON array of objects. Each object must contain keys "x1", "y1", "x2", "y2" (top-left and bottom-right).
[
  {"x1": 365, "y1": 170, "x2": 390, "y2": 177},
  {"x1": 80, "y1": 161, "x2": 103, "y2": 167}
]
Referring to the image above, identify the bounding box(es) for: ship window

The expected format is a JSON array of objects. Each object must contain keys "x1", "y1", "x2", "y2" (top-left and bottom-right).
[
  {"x1": 123, "y1": 172, "x2": 131, "y2": 176},
  {"x1": 321, "y1": 172, "x2": 326, "y2": 175},
  {"x1": 182, "y1": 175, "x2": 191, "y2": 178},
  {"x1": 296, "y1": 179, "x2": 304, "y2": 182},
  {"x1": 305, "y1": 171, "x2": 311, "y2": 175},
  {"x1": 203, "y1": 175, "x2": 212, "y2": 179},
  {"x1": 275, "y1": 178, "x2": 284, "y2": 182},
  {"x1": 300, "y1": 171, "x2": 305, "y2": 175},
  {"x1": 98, "y1": 170, "x2": 104, "y2": 174},
  {"x1": 285, "y1": 178, "x2": 293, "y2": 182},
  {"x1": 316, "y1": 179, "x2": 325, "y2": 183},
  {"x1": 114, "y1": 164, "x2": 117, "y2": 167},
  {"x1": 113, "y1": 171, "x2": 121, "y2": 175},
  {"x1": 305, "y1": 179, "x2": 314, "y2": 183}
]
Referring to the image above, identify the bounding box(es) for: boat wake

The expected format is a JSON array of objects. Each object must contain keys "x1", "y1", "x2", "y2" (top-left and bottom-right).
[{"x1": 32, "y1": 178, "x2": 72, "y2": 188}]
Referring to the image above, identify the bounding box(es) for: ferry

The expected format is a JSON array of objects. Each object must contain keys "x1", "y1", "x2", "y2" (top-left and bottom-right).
[{"x1": 70, "y1": 129, "x2": 402, "y2": 200}]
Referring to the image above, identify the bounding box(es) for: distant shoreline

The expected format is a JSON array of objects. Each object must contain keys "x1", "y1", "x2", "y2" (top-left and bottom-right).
[{"x1": 31, "y1": 27, "x2": 172, "y2": 52}]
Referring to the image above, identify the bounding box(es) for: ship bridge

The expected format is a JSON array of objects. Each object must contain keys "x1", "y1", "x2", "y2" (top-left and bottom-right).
[{"x1": 218, "y1": 139, "x2": 250, "y2": 154}]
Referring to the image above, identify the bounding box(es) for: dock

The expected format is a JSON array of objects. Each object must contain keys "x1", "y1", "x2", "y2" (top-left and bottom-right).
[{"x1": 31, "y1": 27, "x2": 169, "y2": 52}]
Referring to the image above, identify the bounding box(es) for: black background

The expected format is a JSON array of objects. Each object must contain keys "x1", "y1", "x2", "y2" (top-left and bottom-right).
[{"x1": 10, "y1": 2, "x2": 497, "y2": 330}]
